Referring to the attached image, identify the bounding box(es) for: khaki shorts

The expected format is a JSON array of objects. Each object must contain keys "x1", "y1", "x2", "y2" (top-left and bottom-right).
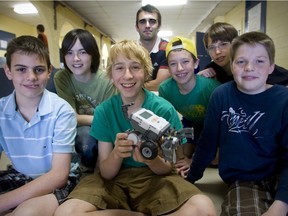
[{"x1": 69, "y1": 167, "x2": 201, "y2": 216}]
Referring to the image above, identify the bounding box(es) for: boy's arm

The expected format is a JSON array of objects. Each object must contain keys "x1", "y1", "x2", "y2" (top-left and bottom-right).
[
  {"x1": 197, "y1": 68, "x2": 217, "y2": 78},
  {"x1": 186, "y1": 92, "x2": 220, "y2": 183},
  {"x1": 98, "y1": 138, "x2": 124, "y2": 180},
  {"x1": 133, "y1": 148, "x2": 172, "y2": 175},
  {"x1": 54, "y1": 71, "x2": 75, "y2": 109},
  {"x1": 144, "y1": 68, "x2": 171, "y2": 91},
  {"x1": 0, "y1": 153, "x2": 71, "y2": 213},
  {"x1": 76, "y1": 113, "x2": 93, "y2": 126}
]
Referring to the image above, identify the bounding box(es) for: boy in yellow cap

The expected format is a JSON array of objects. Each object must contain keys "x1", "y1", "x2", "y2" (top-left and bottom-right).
[{"x1": 159, "y1": 36, "x2": 220, "y2": 177}]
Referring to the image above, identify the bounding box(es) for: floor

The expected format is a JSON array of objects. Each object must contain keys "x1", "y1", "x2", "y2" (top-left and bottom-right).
[
  {"x1": 0, "y1": 152, "x2": 10, "y2": 170},
  {"x1": 0, "y1": 153, "x2": 225, "y2": 215},
  {"x1": 195, "y1": 167, "x2": 226, "y2": 215}
]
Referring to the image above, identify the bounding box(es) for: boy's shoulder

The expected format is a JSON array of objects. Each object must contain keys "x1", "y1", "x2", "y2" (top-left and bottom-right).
[
  {"x1": 54, "y1": 68, "x2": 70, "y2": 79},
  {"x1": 159, "y1": 77, "x2": 175, "y2": 89},
  {"x1": 144, "y1": 89, "x2": 176, "y2": 111},
  {"x1": 40, "y1": 90, "x2": 75, "y2": 112},
  {"x1": 94, "y1": 69, "x2": 114, "y2": 86},
  {"x1": 269, "y1": 84, "x2": 288, "y2": 98},
  {"x1": 96, "y1": 93, "x2": 119, "y2": 108},
  {"x1": 196, "y1": 74, "x2": 221, "y2": 85},
  {"x1": 267, "y1": 64, "x2": 288, "y2": 86},
  {"x1": 0, "y1": 93, "x2": 15, "y2": 114},
  {"x1": 211, "y1": 81, "x2": 235, "y2": 95}
]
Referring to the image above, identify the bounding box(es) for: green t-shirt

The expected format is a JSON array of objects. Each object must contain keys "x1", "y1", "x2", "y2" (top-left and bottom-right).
[
  {"x1": 159, "y1": 75, "x2": 220, "y2": 122},
  {"x1": 54, "y1": 68, "x2": 117, "y2": 115},
  {"x1": 90, "y1": 89, "x2": 182, "y2": 168},
  {"x1": 159, "y1": 75, "x2": 220, "y2": 142}
]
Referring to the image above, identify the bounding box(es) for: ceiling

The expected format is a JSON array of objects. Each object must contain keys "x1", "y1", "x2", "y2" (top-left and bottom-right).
[{"x1": 0, "y1": 0, "x2": 241, "y2": 43}]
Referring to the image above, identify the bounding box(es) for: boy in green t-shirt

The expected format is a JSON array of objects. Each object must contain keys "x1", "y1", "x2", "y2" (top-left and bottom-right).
[
  {"x1": 55, "y1": 40, "x2": 216, "y2": 216},
  {"x1": 159, "y1": 36, "x2": 220, "y2": 177}
]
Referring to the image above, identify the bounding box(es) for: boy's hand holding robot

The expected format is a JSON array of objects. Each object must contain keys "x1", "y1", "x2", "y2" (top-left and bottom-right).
[{"x1": 122, "y1": 103, "x2": 193, "y2": 163}]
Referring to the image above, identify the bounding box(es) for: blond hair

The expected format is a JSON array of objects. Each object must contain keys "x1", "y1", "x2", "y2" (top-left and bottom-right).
[{"x1": 106, "y1": 40, "x2": 153, "y2": 83}]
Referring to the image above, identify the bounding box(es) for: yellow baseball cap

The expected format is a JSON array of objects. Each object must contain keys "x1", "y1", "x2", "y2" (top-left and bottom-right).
[{"x1": 166, "y1": 36, "x2": 198, "y2": 58}]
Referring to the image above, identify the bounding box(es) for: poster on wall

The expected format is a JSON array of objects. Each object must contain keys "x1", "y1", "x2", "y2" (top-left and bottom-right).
[
  {"x1": 247, "y1": 3, "x2": 261, "y2": 32},
  {"x1": 0, "y1": 30, "x2": 15, "y2": 50},
  {"x1": 245, "y1": 0, "x2": 266, "y2": 33}
]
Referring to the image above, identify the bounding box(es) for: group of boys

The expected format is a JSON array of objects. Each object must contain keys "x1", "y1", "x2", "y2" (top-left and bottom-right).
[{"x1": 1, "y1": 3, "x2": 288, "y2": 216}]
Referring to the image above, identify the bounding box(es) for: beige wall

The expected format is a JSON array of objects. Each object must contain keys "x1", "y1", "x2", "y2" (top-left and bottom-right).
[
  {"x1": 266, "y1": 1, "x2": 288, "y2": 68},
  {"x1": 209, "y1": 0, "x2": 288, "y2": 68},
  {"x1": 0, "y1": 1, "x2": 113, "y2": 68},
  {"x1": 0, "y1": 14, "x2": 34, "y2": 57}
]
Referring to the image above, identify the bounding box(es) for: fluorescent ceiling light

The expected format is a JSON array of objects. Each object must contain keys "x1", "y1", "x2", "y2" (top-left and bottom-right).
[
  {"x1": 158, "y1": 30, "x2": 173, "y2": 37},
  {"x1": 142, "y1": 0, "x2": 187, "y2": 6},
  {"x1": 14, "y1": 3, "x2": 38, "y2": 14}
]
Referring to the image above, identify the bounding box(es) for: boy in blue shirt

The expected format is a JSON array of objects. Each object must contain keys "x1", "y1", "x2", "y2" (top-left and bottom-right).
[
  {"x1": 187, "y1": 32, "x2": 288, "y2": 215},
  {"x1": 0, "y1": 35, "x2": 79, "y2": 215}
]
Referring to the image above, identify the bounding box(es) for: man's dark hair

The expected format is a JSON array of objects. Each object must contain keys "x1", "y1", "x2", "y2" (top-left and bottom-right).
[
  {"x1": 136, "y1": 4, "x2": 162, "y2": 27},
  {"x1": 61, "y1": 29, "x2": 100, "y2": 73},
  {"x1": 37, "y1": 24, "x2": 45, "y2": 33}
]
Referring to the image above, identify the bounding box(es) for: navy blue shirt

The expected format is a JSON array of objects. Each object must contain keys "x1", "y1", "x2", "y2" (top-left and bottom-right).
[{"x1": 187, "y1": 82, "x2": 288, "y2": 204}]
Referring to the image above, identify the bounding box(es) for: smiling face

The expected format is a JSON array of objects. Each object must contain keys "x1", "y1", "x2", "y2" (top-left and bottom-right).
[
  {"x1": 111, "y1": 54, "x2": 145, "y2": 104},
  {"x1": 64, "y1": 38, "x2": 92, "y2": 81},
  {"x1": 168, "y1": 49, "x2": 199, "y2": 87},
  {"x1": 136, "y1": 11, "x2": 160, "y2": 41},
  {"x1": 4, "y1": 51, "x2": 51, "y2": 101},
  {"x1": 231, "y1": 43, "x2": 274, "y2": 94}
]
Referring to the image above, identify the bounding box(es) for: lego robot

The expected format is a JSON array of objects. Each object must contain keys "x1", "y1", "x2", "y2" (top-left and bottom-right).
[{"x1": 121, "y1": 103, "x2": 193, "y2": 163}]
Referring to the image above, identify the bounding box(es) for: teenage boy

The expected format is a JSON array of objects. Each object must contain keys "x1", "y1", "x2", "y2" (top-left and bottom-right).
[
  {"x1": 159, "y1": 36, "x2": 220, "y2": 177},
  {"x1": 55, "y1": 40, "x2": 216, "y2": 216},
  {"x1": 135, "y1": 4, "x2": 170, "y2": 91},
  {"x1": 187, "y1": 31, "x2": 288, "y2": 215},
  {"x1": 0, "y1": 35, "x2": 79, "y2": 215},
  {"x1": 54, "y1": 29, "x2": 117, "y2": 172}
]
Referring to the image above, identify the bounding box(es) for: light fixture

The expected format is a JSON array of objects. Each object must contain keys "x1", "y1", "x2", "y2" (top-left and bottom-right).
[
  {"x1": 14, "y1": 3, "x2": 38, "y2": 14},
  {"x1": 158, "y1": 30, "x2": 173, "y2": 37},
  {"x1": 142, "y1": 0, "x2": 187, "y2": 6}
]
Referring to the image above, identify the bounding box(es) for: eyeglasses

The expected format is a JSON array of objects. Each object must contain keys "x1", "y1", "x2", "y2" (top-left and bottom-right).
[{"x1": 207, "y1": 42, "x2": 230, "y2": 53}]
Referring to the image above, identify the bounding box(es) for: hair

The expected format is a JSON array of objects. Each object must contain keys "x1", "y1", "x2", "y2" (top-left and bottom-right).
[
  {"x1": 203, "y1": 22, "x2": 238, "y2": 49},
  {"x1": 61, "y1": 29, "x2": 100, "y2": 73},
  {"x1": 5, "y1": 35, "x2": 51, "y2": 69},
  {"x1": 230, "y1": 31, "x2": 275, "y2": 65},
  {"x1": 136, "y1": 4, "x2": 162, "y2": 28},
  {"x1": 37, "y1": 24, "x2": 45, "y2": 33},
  {"x1": 106, "y1": 40, "x2": 153, "y2": 83}
]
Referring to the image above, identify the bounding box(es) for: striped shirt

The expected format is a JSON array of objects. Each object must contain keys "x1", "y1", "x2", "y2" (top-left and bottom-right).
[{"x1": 0, "y1": 90, "x2": 77, "y2": 178}]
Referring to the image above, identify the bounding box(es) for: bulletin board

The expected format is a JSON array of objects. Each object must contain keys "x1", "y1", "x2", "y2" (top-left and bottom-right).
[
  {"x1": 245, "y1": 0, "x2": 266, "y2": 33},
  {"x1": 0, "y1": 30, "x2": 15, "y2": 50}
]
